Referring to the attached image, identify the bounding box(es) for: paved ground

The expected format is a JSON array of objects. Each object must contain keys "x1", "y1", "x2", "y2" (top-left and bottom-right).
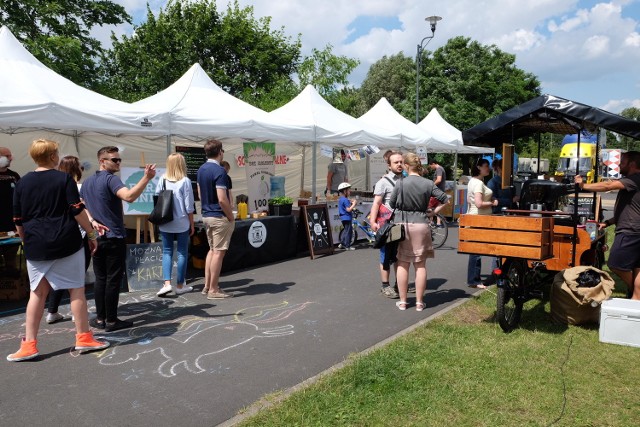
[
  {"x1": 1, "y1": 191, "x2": 617, "y2": 426},
  {"x1": 0, "y1": 224, "x2": 487, "y2": 426}
]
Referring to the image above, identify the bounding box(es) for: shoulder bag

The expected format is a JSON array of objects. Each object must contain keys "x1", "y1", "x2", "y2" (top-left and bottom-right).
[
  {"x1": 148, "y1": 178, "x2": 174, "y2": 225},
  {"x1": 373, "y1": 179, "x2": 406, "y2": 248}
]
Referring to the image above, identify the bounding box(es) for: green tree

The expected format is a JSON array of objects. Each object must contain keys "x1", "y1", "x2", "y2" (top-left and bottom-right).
[
  {"x1": 99, "y1": 0, "x2": 301, "y2": 102},
  {"x1": 354, "y1": 53, "x2": 415, "y2": 117},
  {"x1": 246, "y1": 44, "x2": 359, "y2": 112},
  {"x1": 617, "y1": 107, "x2": 640, "y2": 151},
  {"x1": 0, "y1": 0, "x2": 130, "y2": 89},
  {"x1": 419, "y1": 36, "x2": 541, "y2": 131}
]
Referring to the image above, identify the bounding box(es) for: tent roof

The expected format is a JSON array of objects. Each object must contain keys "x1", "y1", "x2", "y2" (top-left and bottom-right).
[
  {"x1": 132, "y1": 63, "x2": 311, "y2": 141},
  {"x1": 419, "y1": 108, "x2": 493, "y2": 154},
  {"x1": 0, "y1": 26, "x2": 166, "y2": 134},
  {"x1": 270, "y1": 85, "x2": 401, "y2": 146},
  {"x1": 358, "y1": 98, "x2": 451, "y2": 150},
  {"x1": 462, "y1": 94, "x2": 640, "y2": 147}
]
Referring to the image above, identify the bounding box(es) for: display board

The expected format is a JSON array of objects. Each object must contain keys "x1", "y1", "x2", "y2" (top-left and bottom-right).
[
  {"x1": 571, "y1": 193, "x2": 602, "y2": 221},
  {"x1": 125, "y1": 242, "x2": 176, "y2": 291},
  {"x1": 301, "y1": 205, "x2": 334, "y2": 259},
  {"x1": 176, "y1": 145, "x2": 206, "y2": 200}
]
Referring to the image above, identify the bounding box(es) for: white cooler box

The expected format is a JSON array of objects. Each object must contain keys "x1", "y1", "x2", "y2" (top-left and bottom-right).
[{"x1": 599, "y1": 298, "x2": 640, "y2": 348}]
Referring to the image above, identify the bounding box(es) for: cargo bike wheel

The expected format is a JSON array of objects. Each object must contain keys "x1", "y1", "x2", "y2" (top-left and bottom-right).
[{"x1": 496, "y1": 258, "x2": 526, "y2": 332}]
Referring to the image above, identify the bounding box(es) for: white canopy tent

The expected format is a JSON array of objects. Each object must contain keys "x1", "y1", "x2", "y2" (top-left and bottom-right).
[
  {"x1": 270, "y1": 85, "x2": 403, "y2": 201},
  {"x1": 357, "y1": 98, "x2": 457, "y2": 152},
  {"x1": 419, "y1": 108, "x2": 491, "y2": 155},
  {"x1": 132, "y1": 63, "x2": 313, "y2": 145},
  {"x1": 0, "y1": 26, "x2": 167, "y2": 135}
]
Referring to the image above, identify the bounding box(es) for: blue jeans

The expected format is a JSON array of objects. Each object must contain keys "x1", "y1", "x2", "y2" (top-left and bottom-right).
[
  {"x1": 467, "y1": 254, "x2": 482, "y2": 284},
  {"x1": 341, "y1": 219, "x2": 353, "y2": 247},
  {"x1": 161, "y1": 230, "x2": 190, "y2": 285}
]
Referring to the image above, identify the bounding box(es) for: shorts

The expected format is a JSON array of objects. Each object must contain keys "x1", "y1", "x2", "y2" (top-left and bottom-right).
[
  {"x1": 203, "y1": 216, "x2": 235, "y2": 251},
  {"x1": 608, "y1": 233, "x2": 640, "y2": 271}
]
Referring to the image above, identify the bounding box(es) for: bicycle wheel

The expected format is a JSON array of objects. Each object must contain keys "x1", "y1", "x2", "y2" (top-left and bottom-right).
[
  {"x1": 338, "y1": 227, "x2": 356, "y2": 246},
  {"x1": 430, "y1": 214, "x2": 448, "y2": 249},
  {"x1": 496, "y1": 259, "x2": 525, "y2": 333}
]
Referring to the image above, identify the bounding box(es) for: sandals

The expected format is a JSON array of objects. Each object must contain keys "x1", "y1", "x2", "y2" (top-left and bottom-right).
[
  {"x1": 395, "y1": 301, "x2": 407, "y2": 311},
  {"x1": 416, "y1": 302, "x2": 425, "y2": 312}
]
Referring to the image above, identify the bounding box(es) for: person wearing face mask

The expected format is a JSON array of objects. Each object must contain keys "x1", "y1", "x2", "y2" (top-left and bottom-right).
[{"x1": 0, "y1": 147, "x2": 21, "y2": 274}]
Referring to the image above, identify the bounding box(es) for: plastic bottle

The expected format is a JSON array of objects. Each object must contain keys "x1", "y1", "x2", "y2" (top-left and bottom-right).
[
  {"x1": 238, "y1": 201, "x2": 248, "y2": 220},
  {"x1": 585, "y1": 219, "x2": 597, "y2": 241}
]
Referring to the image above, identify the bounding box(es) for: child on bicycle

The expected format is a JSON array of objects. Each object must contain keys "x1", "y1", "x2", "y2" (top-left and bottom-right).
[{"x1": 338, "y1": 182, "x2": 357, "y2": 250}]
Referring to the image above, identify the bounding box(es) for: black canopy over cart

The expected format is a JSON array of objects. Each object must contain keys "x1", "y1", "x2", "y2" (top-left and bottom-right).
[{"x1": 460, "y1": 94, "x2": 640, "y2": 332}]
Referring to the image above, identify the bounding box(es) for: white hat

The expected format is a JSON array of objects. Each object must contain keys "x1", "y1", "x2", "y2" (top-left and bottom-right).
[{"x1": 338, "y1": 182, "x2": 351, "y2": 191}]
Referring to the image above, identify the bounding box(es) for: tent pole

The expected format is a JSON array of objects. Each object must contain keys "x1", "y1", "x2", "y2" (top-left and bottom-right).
[
  {"x1": 300, "y1": 146, "x2": 306, "y2": 197},
  {"x1": 73, "y1": 130, "x2": 79, "y2": 155},
  {"x1": 311, "y1": 141, "x2": 317, "y2": 204},
  {"x1": 166, "y1": 135, "x2": 171, "y2": 156},
  {"x1": 452, "y1": 152, "x2": 458, "y2": 221}
]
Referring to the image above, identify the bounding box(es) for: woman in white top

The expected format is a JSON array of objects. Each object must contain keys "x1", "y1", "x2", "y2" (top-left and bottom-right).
[
  {"x1": 466, "y1": 158, "x2": 498, "y2": 288},
  {"x1": 155, "y1": 153, "x2": 195, "y2": 296}
]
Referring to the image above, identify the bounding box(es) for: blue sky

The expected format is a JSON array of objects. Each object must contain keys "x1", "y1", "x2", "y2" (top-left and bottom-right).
[{"x1": 102, "y1": 0, "x2": 640, "y2": 114}]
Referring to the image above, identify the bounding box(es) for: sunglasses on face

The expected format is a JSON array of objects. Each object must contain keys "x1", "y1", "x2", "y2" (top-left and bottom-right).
[{"x1": 102, "y1": 158, "x2": 122, "y2": 164}]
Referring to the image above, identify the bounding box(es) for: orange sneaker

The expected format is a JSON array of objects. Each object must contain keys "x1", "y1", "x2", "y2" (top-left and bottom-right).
[
  {"x1": 7, "y1": 338, "x2": 39, "y2": 362},
  {"x1": 75, "y1": 332, "x2": 110, "y2": 353}
]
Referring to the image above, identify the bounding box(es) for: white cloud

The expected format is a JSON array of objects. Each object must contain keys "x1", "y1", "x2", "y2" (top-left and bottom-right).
[{"x1": 90, "y1": 0, "x2": 640, "y2": 113}]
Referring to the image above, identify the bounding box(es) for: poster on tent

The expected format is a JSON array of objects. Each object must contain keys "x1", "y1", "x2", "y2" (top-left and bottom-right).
[
  {"x1": 243, "y1": 142, "x2": 275, "y2": 212},
  {"x1": 120, "y1": 167, "x2": 166, "y2": 215}
]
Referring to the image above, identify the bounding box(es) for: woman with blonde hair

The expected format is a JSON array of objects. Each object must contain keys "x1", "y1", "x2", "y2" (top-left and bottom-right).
[
  {"x1": 155, "y1": 153, "x2": 195, "y2": 296},
  {"x1": 389, "y1": 152, "x2": 448, "y2": 311},
  {"x1": 8, "y1": 139, "x2": 109, "y2": 361}
]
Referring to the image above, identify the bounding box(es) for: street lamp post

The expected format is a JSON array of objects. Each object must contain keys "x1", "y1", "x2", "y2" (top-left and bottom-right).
[{"x1": 415, "y1": 15, "x2": 442, "y2": 124}]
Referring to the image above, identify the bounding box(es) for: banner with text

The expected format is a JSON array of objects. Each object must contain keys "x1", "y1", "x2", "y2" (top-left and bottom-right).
[
  {"x1": 120, "y1": 167, "x2": 166, "y2": 215},
  {"x1": 244, "y1": 142, "x2": 275, "y2": 212}
]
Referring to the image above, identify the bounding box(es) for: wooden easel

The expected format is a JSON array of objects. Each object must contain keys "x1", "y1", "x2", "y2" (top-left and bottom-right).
[{"x1": 134, "y1": 152, "x2": 155, "y2": 244}]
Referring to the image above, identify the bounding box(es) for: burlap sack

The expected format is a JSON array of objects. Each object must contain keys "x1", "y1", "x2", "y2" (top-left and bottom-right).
[{"x1": 550, "y1": 266, "x2": 616, "y2": 325}]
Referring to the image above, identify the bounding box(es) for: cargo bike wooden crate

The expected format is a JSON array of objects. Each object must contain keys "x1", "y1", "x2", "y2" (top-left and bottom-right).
[{"x1": 459, "y1": 212, "x2": 606, "y2": 332}]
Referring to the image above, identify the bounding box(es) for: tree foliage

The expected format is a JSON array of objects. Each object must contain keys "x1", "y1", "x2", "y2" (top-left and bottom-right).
[
  {"x1": 615, "y1": 107, "x2": 640, "y2": 151},
  {"x1": 99, "y1": 0, "x2": 301, "y2": 102},
  {"x1": 353, "y1": 53, "x2": 415, "y2": 118},
  {"x1": 419, "y1": 36, "x2": 541, "y2": 131},
  {"x1": 0, "y1": 0, "x2": 130, "y2": 89}
]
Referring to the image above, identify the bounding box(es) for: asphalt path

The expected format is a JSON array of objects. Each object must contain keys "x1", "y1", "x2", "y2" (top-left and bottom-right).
[
  {"x1": 0, "y1": 223, "x2": 488, "y2": 426},
  {"x1": 0, "y1": 191, "x2": 617, "y2": 426}
]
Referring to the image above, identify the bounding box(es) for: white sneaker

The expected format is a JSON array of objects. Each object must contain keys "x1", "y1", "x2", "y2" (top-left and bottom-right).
[
  {"x1": 157, "y1": 284, "x2": 173, "y2": 297},
  {"x1": 46, "y1": 313, "x2": 64, "y2": 324},
  {"x1": 175, "y1": 286, "x2": 193, "y2": 295}
]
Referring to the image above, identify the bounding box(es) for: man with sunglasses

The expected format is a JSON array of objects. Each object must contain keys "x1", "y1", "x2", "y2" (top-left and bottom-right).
[{"x1": 81, "y1": 146, "x2": 156, "y2": 332}]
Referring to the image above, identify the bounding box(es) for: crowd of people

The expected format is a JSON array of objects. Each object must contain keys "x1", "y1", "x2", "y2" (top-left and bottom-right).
[{"x1": 3, "y1": 136, "x2": 640, "y2": 361}]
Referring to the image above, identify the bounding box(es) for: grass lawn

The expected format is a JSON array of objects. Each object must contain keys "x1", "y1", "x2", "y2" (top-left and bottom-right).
[{"x1": 238, "y1": 234, "x2": 639, "y2": 426}]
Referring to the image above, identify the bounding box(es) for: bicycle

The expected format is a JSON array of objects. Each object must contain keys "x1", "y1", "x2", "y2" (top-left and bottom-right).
[
  {"x1": 429, "y1": 212, "x2": 449, "y2": 249},
  {"x1": 338, "y1": 208, "x2": 375, "y2": 246}
]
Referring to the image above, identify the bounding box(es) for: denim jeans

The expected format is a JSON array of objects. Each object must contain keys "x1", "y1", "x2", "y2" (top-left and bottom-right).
[
  {"x1": 93, "y1": 238, "x2": 126, "y2": 322},
  {"x1": 467, "y1": 254, "x2": 482, "y2": 284},
  {"x1": 341, "y1": 220, "x2": 353, "y2": 248},
  {"x1": 160, "y1": 230, "x2": 190, "y2": 285}
]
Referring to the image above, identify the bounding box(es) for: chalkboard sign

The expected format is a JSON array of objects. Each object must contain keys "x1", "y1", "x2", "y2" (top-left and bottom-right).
[
  {"x1": 176, "y1": 145, "x2": 206, "y2": 200},
  {"x1": 126, "y1": 242, "x2": 177, "y2": 291},
  {"x1": 569, "y1": 193, "x2": 602, "y2": 221},
  {"x1": 302, "y1": 205, "x2": 334, "y2": 259}
]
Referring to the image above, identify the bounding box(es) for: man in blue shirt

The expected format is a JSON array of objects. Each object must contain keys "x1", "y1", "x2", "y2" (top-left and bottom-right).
[
  {"x1": 197, "y1": 139, "x2": 235, "y2": 299},
  {"x1": 81, "y1": 146, "x2": 156, "y2": 332}
]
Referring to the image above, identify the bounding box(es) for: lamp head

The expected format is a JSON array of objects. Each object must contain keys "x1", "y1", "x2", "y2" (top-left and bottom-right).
[{"x1": 425, "y1": 15, "x2": 442, "y2": 34}]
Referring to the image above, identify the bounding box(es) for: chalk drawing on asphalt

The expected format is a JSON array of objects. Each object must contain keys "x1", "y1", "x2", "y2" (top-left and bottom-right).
[{"x1": 97, "y1": 301, "x2": 313, "y2": 377}]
